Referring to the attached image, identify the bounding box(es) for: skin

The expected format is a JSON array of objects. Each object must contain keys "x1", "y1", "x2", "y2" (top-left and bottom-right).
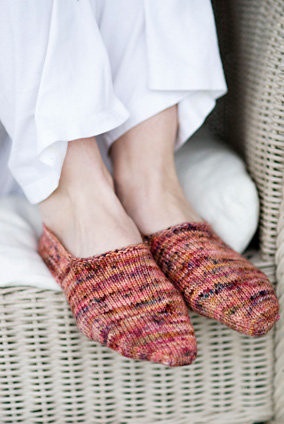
[{"x1": 39, "y1": 105, "x2": 202, "y2": 258}]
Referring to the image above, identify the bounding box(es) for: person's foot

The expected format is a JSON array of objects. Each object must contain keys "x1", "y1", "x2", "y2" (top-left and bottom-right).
[
  {"x1": 144, "y1": 221, "x2": 280, "y2": 337},
  {"x1": 39, "y1": 138, "x2": 142, "y2": 258},
  {"x1": 38, "y1": 138, "x2": 198, "y2": 367},
  {"x1": 113, "y1": 165, "x2": 202, "y2": 237},
  {"x1": 38, "y1": 224, "x2": 197, "y2": 366},
  {"x1": 39, "y1": 179, "x2": 142, "y2": 258},
  {"x1": 110, "y1": 105, "x2": 202, "y2": 236}
]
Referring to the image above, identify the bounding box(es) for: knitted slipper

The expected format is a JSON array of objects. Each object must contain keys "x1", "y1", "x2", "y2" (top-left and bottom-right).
[
  {"x1": 144, "y1": 222, "x2": 280, "y2": 336},
  {"x1": 38, "y1": 224, "x2": 197, "y2": 366}
]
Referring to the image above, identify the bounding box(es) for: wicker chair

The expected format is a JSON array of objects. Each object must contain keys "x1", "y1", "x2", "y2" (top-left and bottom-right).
[{"x1": 0, "y1": 1, "x2": 283, "y2": 423}]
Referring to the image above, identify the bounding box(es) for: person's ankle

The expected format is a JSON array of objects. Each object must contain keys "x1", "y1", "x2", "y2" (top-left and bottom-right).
[
  {"x1": 113, "y1": 170, "x2": 202, "y2": 236},
  {"x1": 39, "y1": 186, "x2": 72, "y2": 232},
  {"x1": 39, "y1": 171, "x2": 143, "y2": 257}
]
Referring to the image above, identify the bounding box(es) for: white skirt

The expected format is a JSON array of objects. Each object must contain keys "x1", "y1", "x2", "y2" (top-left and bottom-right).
[{"x1": 0, "y1": 0, "x2": 227, "y2": 204}]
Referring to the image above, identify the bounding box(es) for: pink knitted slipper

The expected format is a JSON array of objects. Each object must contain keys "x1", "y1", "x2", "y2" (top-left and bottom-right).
[
  {"x1": 38, "y1": 224, "x2": 197, "y2": 366},
  {"x1": 145, "y1": 222, "x2": 280, "y2": 336}
]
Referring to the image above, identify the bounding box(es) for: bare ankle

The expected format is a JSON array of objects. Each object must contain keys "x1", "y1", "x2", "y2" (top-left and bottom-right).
[
  {"x1": 38, "y1": 136, "x2": 143, "y2": 257},
  {"x1": 113, "y1": 168, "x2": 202, "y2": 235}
]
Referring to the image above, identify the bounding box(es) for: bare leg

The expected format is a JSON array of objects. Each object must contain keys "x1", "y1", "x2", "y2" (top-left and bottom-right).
[
  {"x1": 39, "y1": 137, "x2": 142, "y2": 257},
  {"x1": 110, "y1": 105, "x2": 202, "y2": 236}
]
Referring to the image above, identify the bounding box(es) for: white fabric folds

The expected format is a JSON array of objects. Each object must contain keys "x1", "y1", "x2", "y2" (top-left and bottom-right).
[{"x1": 0, "y1": 0, "x2": 227, "y2": 204}]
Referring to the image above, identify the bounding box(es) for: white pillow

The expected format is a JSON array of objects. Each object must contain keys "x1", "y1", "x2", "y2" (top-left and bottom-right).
[
  {"x1": 175, "y1": 126, "x2": 259, "y2": 253},
  {"x1": 0, "y1": 195, "x2": 59, "y2": 290}
]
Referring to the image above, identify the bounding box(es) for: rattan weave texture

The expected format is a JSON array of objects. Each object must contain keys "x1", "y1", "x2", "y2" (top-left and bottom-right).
[
  {"x1": 238, "y1": 0, "x2": 284, "y2": 259},
  {"x1": 212, "y1": 0, "x2": 284, "y2": 259},
  {"x1": 275, "y1": 190, "x2": 284, "y2": 422},
  {"x1": 0, "y1": 254, "x2": 275, "y2": 424},
  {"x1": 209, "y1": 0, "x2": 284, "y2": 259}
]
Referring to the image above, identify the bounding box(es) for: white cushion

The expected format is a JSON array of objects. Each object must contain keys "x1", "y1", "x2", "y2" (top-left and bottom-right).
[
  {"x1": 0, "y1": 196, "x2": 59, "y2": 290},
  {"x1": 175, "y1": 126, "x2": 259, "y2": 253}
]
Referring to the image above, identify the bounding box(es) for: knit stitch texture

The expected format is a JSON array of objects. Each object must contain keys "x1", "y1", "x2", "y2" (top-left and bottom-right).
[
  {"x1": 38, "y1": 224, "x2": 197, "y2": 366},
  {"x1": 145, "y1": 222, "x2": 280, "y2": 336}
]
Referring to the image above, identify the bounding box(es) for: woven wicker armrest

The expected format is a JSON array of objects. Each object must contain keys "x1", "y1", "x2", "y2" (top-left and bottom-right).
[
  {"x1": 211, "y1": 3, "x2": 284, "y2": 420},
  {"x1": 221, "y1": 1, "x2": 284, "y2": 421},
  {"x1": 211, "y1": 0, "x2": 284, "y2": 260},
  {"x1": 275, "y1": 190, "x2": 284, "y2": 421},
  {"x1": 232, "y1": 4, "x2": 284, "y2": 418}
]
